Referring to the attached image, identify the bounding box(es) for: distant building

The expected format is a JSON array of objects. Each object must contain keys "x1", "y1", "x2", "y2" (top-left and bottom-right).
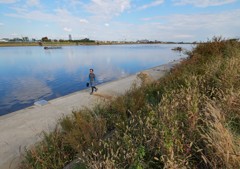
[
  {"x1": 22, "y1": 37, "x2": 29, "y2": 42},
  {"x1": 137, "y1": 39, "x2": 149, "y2": 43},
  {"x1": 69, "y1": 34, "x2": 72, "y2": 41},
  {"x1": 11, "y1": 38, "x2": 23, "y2": 42}
]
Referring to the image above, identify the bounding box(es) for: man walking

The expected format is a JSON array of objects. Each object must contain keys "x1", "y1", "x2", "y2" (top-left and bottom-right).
[{"x1": 89, "y1": 68, "x2": 98, "y2": 95}]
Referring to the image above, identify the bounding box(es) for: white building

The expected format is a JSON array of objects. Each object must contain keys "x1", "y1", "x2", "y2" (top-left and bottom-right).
[{"x1": 0, "y1": 39, "x2": 8, "y2": 42}]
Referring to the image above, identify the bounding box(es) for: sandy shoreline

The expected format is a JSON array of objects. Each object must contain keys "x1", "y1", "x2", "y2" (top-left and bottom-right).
[{"x1": 0, "y1": 60, "x2": 181, "y2": 169}]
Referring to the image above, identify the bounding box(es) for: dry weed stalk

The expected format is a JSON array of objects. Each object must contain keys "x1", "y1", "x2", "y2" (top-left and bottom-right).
[{"x1": 200, "y1": 103, "x2": 240, "y2": 169}]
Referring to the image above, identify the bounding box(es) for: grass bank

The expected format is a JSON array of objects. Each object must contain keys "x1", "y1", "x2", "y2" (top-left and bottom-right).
[{"x1": 20, "y1": 37, "x2": 240, "y2": 169}]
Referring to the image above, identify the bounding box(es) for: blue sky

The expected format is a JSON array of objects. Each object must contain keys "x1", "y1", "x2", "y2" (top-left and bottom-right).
[{"x1": 0, "y1": 0, "x2": 240, "y2": 41}]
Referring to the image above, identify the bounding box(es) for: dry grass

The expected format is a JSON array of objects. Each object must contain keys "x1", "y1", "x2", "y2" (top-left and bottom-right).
[{"x1": 199, "y1": 103, "x2": 240, "y2": 169}]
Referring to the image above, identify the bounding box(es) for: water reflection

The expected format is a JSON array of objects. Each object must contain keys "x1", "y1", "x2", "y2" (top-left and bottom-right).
[
  {"x1": 3, "y1": 77, "x2": 52, "y2": 104},
  {"x1": 0, "y1": 44, "x2": 193, "y2": 115}
]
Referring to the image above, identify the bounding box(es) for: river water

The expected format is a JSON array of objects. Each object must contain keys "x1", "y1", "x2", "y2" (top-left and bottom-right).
[{"x1": 0, "y1": 44, "x2": 193, "y2": 115}]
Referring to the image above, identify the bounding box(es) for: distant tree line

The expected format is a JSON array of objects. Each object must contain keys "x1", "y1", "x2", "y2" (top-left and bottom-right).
[
  {"x1": 41, "y1": 37, "x2": 95, "y2": 43},
  {"x1": 70, "y1": 38, "x2": 95, "y2": 43}
]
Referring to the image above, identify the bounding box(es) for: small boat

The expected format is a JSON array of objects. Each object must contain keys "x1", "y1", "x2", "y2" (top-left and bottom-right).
[
  {"x1": 171, "y1": 47, "x2": 183, "y2": 52},
  {"x1": 44, "y1": 46, "x2": 62, "y2": 49}
]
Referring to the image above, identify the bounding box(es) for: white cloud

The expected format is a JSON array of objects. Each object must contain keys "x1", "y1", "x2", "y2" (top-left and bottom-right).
[
  {"x1": 0, "y1": 23, "x2": 4, "y2": 26},
  {"x1": 11, "y1": 33, "x2": 18, "y2": 36},
  {"x1": 79, "y1": 19, "x2": 89, "y2": 24},
  {"x1": 5, "y1": 77, "x2": 52, "y2": 104},
  {"x1": 97, "y1": 9, "x2": 240, "y2": 41},
  {"x1": 138, "y1": 0, "x2": 164, "y2": 10},
  {"x1": 0, "y1": 0, "x2": 17, "y2": 3},
  {"x1": 173, "y1": 0, "x2": 236, "y2": 7},
  {"x1": 68, "y1": 0, "x2": 84, "y2": 6},
  {"x1": 4, "y1": 0, "x2": 240, "y2": 41},
  {"x1": 137, "y1": 9, "x2": 240, "y2": 41},
  {"x1": 63, "y1": 27, "x2": 72, "y2": 32},
  {"x1": 174, "y1": 34, "x2": 194, "y2": 38},
  {"x1": 167, "y1": 10, "x2": 240, "y2": 30},
  {"x1": 26, "y1": 0, "x2": 40, "y2": 7},
  {"x1": 6, "y1": 8, "x2": 56, "y2": 21},
  {"x1": 86, "y1": 0, "x2": 131, "y2": 18},
  {"x1": 5, "y1": 7, "x2": 89, "y2": 38},
  {"x1": 6, "y1": 8, "x2": 82, "y2": 28}
]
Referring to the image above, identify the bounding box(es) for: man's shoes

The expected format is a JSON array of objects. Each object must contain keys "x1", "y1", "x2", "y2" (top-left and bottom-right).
[{"x1": 90, "y1": 88, "x2": 97, "y2": 95}]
